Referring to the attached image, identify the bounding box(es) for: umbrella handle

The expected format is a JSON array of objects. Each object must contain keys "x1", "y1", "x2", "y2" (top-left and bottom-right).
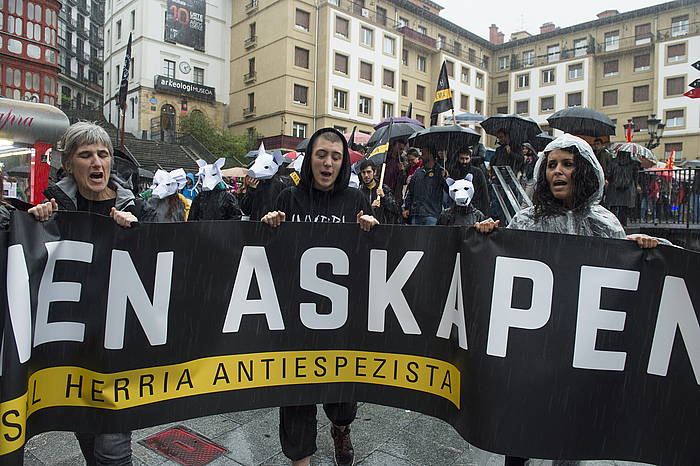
[{"x1": 377, "y1": 163, "x2": 387, "y2": 202}]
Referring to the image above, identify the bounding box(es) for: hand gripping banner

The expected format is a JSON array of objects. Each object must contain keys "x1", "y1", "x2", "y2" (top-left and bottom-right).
[{"x1": 1, "y1": 212, "x2": 698, "y2": 465}]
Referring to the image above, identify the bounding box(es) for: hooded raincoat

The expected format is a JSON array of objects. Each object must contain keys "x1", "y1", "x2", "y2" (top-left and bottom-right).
[
  {"x1": 43, "y1": 175, "x2": 144, "y2": 217},
  {"x1": 507, "y1": 134, "x2": 626, "y2": 239}
]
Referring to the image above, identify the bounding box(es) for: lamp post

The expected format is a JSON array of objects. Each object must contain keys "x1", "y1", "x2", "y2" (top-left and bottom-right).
[{"x1": 646, "y1": 114, "x2": 665, "y2": 149}]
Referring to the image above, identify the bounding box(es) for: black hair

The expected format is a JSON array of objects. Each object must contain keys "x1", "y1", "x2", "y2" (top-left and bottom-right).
[
  {"x1": 298, "y1": 127, "x2": 351, "y2": 193},
  {"x1": 532, "y1": 146, "x2": 599, "y2": 221},
  {"x1": 357, "y1": 158, "x2": 375, "y2": 172},
  {"x1": 406, "y1": 148, "x2": 420, "y2": 157}
]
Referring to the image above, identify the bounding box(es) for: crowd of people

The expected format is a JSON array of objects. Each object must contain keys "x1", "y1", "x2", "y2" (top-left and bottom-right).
[{"x1": 0, "y1": 120, "x2": 683, "y2": 466}]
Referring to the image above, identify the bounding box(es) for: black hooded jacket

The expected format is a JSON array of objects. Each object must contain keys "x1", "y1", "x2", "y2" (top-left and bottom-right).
[
  {"x1": 275, "y1": 128, "x2": 371, "y2": 223},
  {"x1": 189, "y1": 185, "x2": 243, "y2": 221},
  {"x1": 240, "y1": 174, "x2": 288, "y2": 220}
]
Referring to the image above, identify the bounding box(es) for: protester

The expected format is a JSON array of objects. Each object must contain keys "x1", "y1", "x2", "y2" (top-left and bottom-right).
[
  {"x1": 27, "y1": 121, "x2": 138, "y2": 465},
  {"x1": 449, "y1": 147, "x2": 490, "y2": 216},
  {"x1": 402, "y1": 145, "x2": 448, "y2": 225},
  {"x1": 0, "y1": 170, "x2": 13, "y2": 230},
  {"x1": 591, "y1": 137, "x2": 613, "y2": 174},
  {"x1": 383, "y1": 138, "x2": 408, "y2": 199},
  {"x1": 405, "y1": 147, "x2": 422, "y2": 180},
  {"x1": 691, "y1": 169, "x2": 700, "y2": 223},
  {"x1": 140, "y1": 168, "x2": 190, "y2": 222},
  {"x1": 188, "y1": 159, "x2": 243, "y2": 221},
  {"x1": 181, "y1": 173, "x2": 198, "y2": 200},
  {"x1": 261, "y1": 127, "x2": 378, "y2": 466},
  {"x1": 438, "y1": 174, "x2": 486, "y2": 226},
  {"x1": 358, "y1": 158, "x2": 402, "y2": 224},
  {"x1": 470, "y1": 141, "x2": 488, "y2": 174},
  {"x1": 605, "y1": 150, "x2": 639, "y2": 227},
  {"x1": 240, "y1": 146, "x2": 288, "y2": 221},
  {"x1": 489, "y1": 130, "x2": 524, "y2": 176},
  {"x1": 520, "y1": 143, "x2": 537, "y2": 201}
]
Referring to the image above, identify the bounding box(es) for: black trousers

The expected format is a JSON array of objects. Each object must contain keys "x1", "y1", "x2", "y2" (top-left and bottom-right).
[
  {"x1": 279, "y1": 402, "x2": 358, "y2": 461},
  {"x1": 75, "y1": 432, "x2": 132, "y2": 466}
]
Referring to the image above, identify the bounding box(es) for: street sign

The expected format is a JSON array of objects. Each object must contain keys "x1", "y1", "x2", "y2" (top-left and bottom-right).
[
  {"x1": 692, "y1": 60, "x2": 700, "y2": 72},
  {"x1": 683, "y1": 88, "x2": 700, "y2": 99},
  {"x1": 690, "y1": 78, "x2": 700, "y2": 89}
]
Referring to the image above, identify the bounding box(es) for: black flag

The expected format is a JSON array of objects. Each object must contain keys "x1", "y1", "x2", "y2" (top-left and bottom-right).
[
  {"x1": 366, "y1": 120, "x2": 392, "y2": 166},
  {"x1": 348, "y1": 126, "x2": 357, "y2": 151},
  {"x1": 118, "y1": 33, "x2": 133, "y2": 111},
  {"x1": 406, "y1": 102, "x2": 413, "y2": 119},
  {"x1": 430, "y1": 61, "x2": 453, "y2": 126}
]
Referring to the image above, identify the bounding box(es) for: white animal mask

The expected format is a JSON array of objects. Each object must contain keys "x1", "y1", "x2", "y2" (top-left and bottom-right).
[
  {"x1": 447, "y1": 174, "x2": 475, "y2": 207},
  {"x1": 151, "y1": 168, "x2": 187, "y2": 199},
  {"x1": 196, "y1": 158, "x2": 226, "y2": 191},
  {"x1": 348, "y1": 172, "x2": 360, "y2": 189},
  {"x1": 248, "y1": 142, "x2": 285, "y2": 180},
  {"x1": 291, "y1": 154, "x2": 304, "y2": 173}
]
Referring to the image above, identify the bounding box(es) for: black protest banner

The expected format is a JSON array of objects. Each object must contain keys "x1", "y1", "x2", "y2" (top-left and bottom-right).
[{"x1": 1, "y1": 212, "x2": 698, "y2": 465}]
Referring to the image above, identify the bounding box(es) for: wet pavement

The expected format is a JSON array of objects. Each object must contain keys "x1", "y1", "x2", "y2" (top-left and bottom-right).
[{"x1": 21, "y1": 403, "x2": 653, "y2": 466}]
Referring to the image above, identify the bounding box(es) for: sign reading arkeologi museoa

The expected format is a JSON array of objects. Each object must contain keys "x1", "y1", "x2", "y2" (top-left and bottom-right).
[
  {"x1": 1, "y1": 212, "x2": 698, "y2": 465},
  {"x1": 154, "y1": 75, "x2": 215, "y2": 102},
  {"x1": 164, "y1": 0, "x2": 205, "y2": 51}
]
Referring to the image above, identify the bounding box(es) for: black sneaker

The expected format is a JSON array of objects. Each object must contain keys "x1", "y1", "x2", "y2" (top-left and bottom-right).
[{"x1": 330, "y1": 425, "x2": 354, "y2": 466}]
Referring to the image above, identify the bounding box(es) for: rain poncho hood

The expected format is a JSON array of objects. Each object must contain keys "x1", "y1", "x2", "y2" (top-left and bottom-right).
[
  {"x1": 508, "y1": 133, "x2": 625, "y2": 239},
  {"x1": 298, "y1": 127, "x2": 351, "y2": 194}
]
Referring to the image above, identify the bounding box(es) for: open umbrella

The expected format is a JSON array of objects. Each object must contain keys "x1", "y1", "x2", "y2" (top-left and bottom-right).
[
  {"x1": 444, "y1": 112, "x2": 486, "y2": 124},
  {"x1": 296, "y1": 137, "x2": 310, "y2": 153},
  {"x1": 344, "y1": 132, "x2": 370, "y2": 146},
  {"x1": 547, "y1": 107, "x2": 615, "y2": 137},
  {"x1": 407, "y1": 125, "x2": 481, "y2": 153},
  {"x1": 679, "y1": 159, "x2": 700, "y2": 168},
  {"x1": 480, "y1": 114, "x2": 541, "y2": 145},
  {"x1": 374, "y1": 116, "x2": 423, "y2": 130},
  {"x1": 609, "y1": 142, "x2": 658, "y2": 168},
  {"x1": 221, "y1": 167, "x2": 248, "y2": 178},
  {"x1": 367, "y1": 122, "x2": 424, "y2": 148},
  {"x1": 531, "y1": 132, "x2": 556, "y2": 152}
]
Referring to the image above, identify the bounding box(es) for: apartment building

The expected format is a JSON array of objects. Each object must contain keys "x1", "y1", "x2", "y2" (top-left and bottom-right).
[
  {"x1": 230, "y1": 0, "x2": 491, "y2": 148},
  {"x1": 489, "y1": 0, "x2": 699, "y2": 160},
  {"x1": 102, "y1": 0, "x2": 230, "y2": 142}
]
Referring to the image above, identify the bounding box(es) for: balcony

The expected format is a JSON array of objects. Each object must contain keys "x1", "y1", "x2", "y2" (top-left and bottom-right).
[
  {"x1": 656, "y1": 21, "x2": 699, "y2": 41},
  {"x1": 77, "y1": 51, "x2": 91, "y2": 63},
  {"x1": 243, "y1": 106, "x2": 256, "y2": 117},
  {"x1": 91, "y1": 57, "x2": 103, "y2": 70},
  {"x1": 328, "y1": 1, "x2": 397, "y2": 29},
  {"x1": 595, "y1": 34, "x2": 654, "y2": 55},
  {"x1": 77, "y1": 25, "x2": 90, "y2": 39},
  {"x1": 65, "y1": 17, "x2": 76, "y2": 30},
  {"x1": 77, "y1": 1, "x2": 89, "y2": 15},
  {"x1": 244, "y1": 71, "x2": 257, "y2": 83},
  {"x1": 245, "y1": 0, "x2": 258, "y2": 13},
  {"x1": 244, "y1": 35, "x2": 257, "y2": 49},
  {"x1": 396, "y1": 26, "x2": 436, "y2": 50}
]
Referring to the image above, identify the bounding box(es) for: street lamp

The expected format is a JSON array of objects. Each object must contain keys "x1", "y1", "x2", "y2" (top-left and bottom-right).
[{"x1": 646, "y1": 114, "x2": 665, "y2": 149}]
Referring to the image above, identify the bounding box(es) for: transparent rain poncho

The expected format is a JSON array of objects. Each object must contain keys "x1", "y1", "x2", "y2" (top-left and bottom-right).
[{"x1": 507, "y1": 133, "x2": 626, "y2": 239}]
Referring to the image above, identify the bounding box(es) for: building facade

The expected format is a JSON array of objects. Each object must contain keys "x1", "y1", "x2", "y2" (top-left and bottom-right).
[
  {"x1": 102, "y1": 0, "x2": 230, "y2": 142},
  {"x1": 0, "y1": 0, "x2": 61, "y2": 106},
  {"x1": 57, "y1": 0, "x2": 105, "y2": 111}
]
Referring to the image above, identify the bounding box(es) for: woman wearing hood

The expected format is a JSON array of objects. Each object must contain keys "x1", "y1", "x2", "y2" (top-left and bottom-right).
[
  {"x1": 140, "y1": 168, "x2": 191, "y2": 222},
  {"x1": 262, "y1": 127, "x2": 378, "y2": 466}
]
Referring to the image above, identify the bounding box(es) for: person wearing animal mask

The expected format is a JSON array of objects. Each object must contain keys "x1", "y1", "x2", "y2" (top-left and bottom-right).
[
  {"x1": 140, "y1": 168, "x2": 190, "y2": 222},
  {"x1": 240, "y1": 142, "x2": 289, "y2": 221},
  {"x1": 439, "y1": 173, "x2": 486, "y2": 226},
  {"x1": 188, "y1": 158, "x2": 243, "y2": 221}
]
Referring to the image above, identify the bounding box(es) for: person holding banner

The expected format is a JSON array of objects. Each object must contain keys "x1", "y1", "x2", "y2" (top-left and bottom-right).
[
  {"x1": 261, "y1": 127, "x2": 378, "y2": 466},
  {"x1": 0, "y1": 169, "x2": 14, "y2": 230}
]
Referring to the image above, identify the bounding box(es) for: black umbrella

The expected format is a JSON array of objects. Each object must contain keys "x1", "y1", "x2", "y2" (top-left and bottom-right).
[
  {"x1": 531, "y1": 132, "x2": 556, "y2": 152},
  {"x1": 480, "y1": 114, "x2": 541, "y2": 145},
  {"x1": 367, "y1": 122, "x2": 424, "y2": 148},
  {"x1": 407, "y1": 125, "x2": 481, "y2": 154},
  {"x1": 296, "y1": 137, "x2": 310, "y2": 153},
  {"x1": 547, "y1": 107, "x2": 615, "y2": 137}
]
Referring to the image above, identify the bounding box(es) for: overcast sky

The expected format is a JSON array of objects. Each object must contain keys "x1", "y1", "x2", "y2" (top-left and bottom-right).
[{"x1": 438, "y1": 0, "x2": 665, "y2": 41}]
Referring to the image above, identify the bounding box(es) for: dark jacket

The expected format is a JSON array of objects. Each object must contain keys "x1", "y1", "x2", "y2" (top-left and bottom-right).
[
  {"x1": 605, "y1": 153, "x2": 638, "y2": 208},
  {"x1": 438, "y1": 204, "x2": 485, "y2": 226},
  {"x1": 43, "y1": 176, "x2": 143, "y2": 216},
  {"x1": 447, "y1": 164, "x2": 490, "y2": 216},
  {"x1": 490, "y1": 144, "x2": 524, "y2": 176},
  {"x1": 240, "y1": 175, "x2": 288, "y2": 220},
  {"x1": 141, "y1": 195, "x2": 187, "y2": 222},
  {"x1": 359, "y1": 182, "x2": 401, "y2": 224},
  {"x1": 188, "y1": 185, "x2": 243, "y2": 221},
  {"x1": 404, "y1": 163, "x2": 448, "y2": 218},
  {"x1": 275, "y1": 127, "x2": 371, "y2": 223},
  {"x1": 0, "y1": 204, "x2": 13, "y2": 230}
]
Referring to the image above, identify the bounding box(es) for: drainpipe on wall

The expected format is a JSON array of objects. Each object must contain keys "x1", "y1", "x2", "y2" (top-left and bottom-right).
[{"x1": 313, "y1": 0, "x2": 319, "y2": 132}]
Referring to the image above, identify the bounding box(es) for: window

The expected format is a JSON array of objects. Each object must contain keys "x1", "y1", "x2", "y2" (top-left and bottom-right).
[
  {"x1": 475, "y1": 72, "x2": 483, "y2": 89},
  {"x1": 437, "y1": 34, "x2": 446, "y2": 48},
  {"x1": 515, "y1": 100, "x2": 528, "y2": 115},
  {"x1": 401, "y1": 80, "x2": 408, "y2": 97},
  {"x1": 665, "y1": 110, "x2": 684, "y2": 127},
  {"x1": 417, "y1": 55, "x2": 426, "y2": 72},
  {"x1": 333, "y1": 88, "x2": 347, "y2": 109},
  {"x1": 130, "y1": 10, "x2": 135, "y2": 29},
  {"x1": 295, "y1": 9, "x2": 310, "y2": 31},
  {"x1": 547, "y1": 44, "x2": 560, "y2": 63},
  {"x1": 632, "y1": 116, "x2": 649, "y2": 131},
  {"x1": 573, "y1": 38, "x2": 587, "y2": 57},
  {"x1": 398, "y1": 17, "x2": 408, "y2": 28},
  {"x1": 116, "y1": 19, "x2": 121, "y2": 39},
  {"x1": 415, "y1": 114, "x2": 424, "y2": 125},
  {"x1": 360, "y1": 61, "x2": 372, "y2": 81},
  {"x1": 358, "y1": 95, "x2": 372, "y2": 116},
  {"x1": 568, "y1": 63, "x2": 583, "y2": 80},
  {"x1": 497, "y1": 81, "x2": 508, "y2": 95},
  {"x1": 633, "y1": 85, "x2": 649, "y2": 102},
  {"x1": 376, "y1": 7, "x2": 387, "y2": 25},
  {"x1": 602, "y1": 90, "x2": 618, "y2": 106},
  {"x1": 335, "y1": 16, "x2": 348, "y2": 37},
  {"x1": 382, "y1": 101, "x2": 393, "y2": 119},
  {"x1": 474, "y1": 99, "x2": 483, "y2": 115},
  {"x1": 498, "y1": 56, "x2": 509, "y2": 70},
  {"x1": 664, "y1": 143, "x2": 682, "y2": 159},
  {"x1": 460, "y1": 94, "x2": 468, "y2": 110},
  {"x1": 542, "y1": 69, "x2": 555, "y2": 84},
  {"x1": 292, "y1": 122, "x2": 307, "y2": 138},
  {"x1": 635, "y1": 23, "x2": 651, "y2": 44},
  {"x1": 604, "y1": 30, "x2": 619, "y2": 51},
  {"x1": 665, "y1": 76, "x2": 684, "y2": 96},
  {"x1": 634, "y1": 54, "x2": 650, "y2": 71},
  {"x1": 293, "y1": 84, "x2": 308, "y2": 105},
  {"x1": 334, "y1": 52, "x2": 348, "y2": 74},
  {"x1": 468, "y1": 48, "x2": 476, "y2": 62},
  {"x1": 328, "y1": 0, "x2": 339, "y2": 5},
  {"x1": 249, "y1": 22, "x2": 256, "y2": 39},
  {"x1": 294, "y1": 47, "x2": 309, "y2": 69},
  {"x1": 360, "y1": 26, "x2": 373, "y2": 47},
  {"x1": 540, "y1": 96, "x2": 554, "y2": 113},
  {"x1": 130, "y1": 57, "x2": 135, "y2": 78},
  {"x1": 445, "y1": 60, "x2": 454, "y2": 78},
  {"x1": 454, "y1": 41, "x2": 462, "y2": 56},
  {"x1": 416, "y1": 85, "x2": 425, "y2": 101},
  {"x1": 671, "y1": 15, "x2": 689, "y2": 37},
  {"x1": 667, "y1": 43, "x2": 686, "y2": 63},
  {"x1": 383, "y1": 35, "x2": 395, "y2": 55},
  {"x1": 383, "y1": 68, "x2": 394, "y2": 88},
  {"x1": 496, "y1": 105, "x2": 508, "y2": 114},
  {"x1": 116, "y1": 65, "x2": 120, "y2": 86},
  {"x1": 603, "y1": 60, "x2": 618, "y2": 77},
  {"x1": 193, "y1": 67, "x2": 204, "y2": 85},
  {"x1": 460, "y1": 66, "x2": 469, "y2": 83},
  {"x1": 481, "y1": 55, "x2": 489, "y2": 68},
  {"x1": 417, "y1": 25, "x2": 427, "y2": 35},
  {"x1": 248, "y1": 57, "x2": 255, "y2": 75},
  {"x1": 402, "y1": 49, "x2": 408, "y2": 66},
  {"x1": 517, "y1": 73, "x2": 529, "y2": 89},
  {"x1": 522, "y1": 50, "x2": 534, "y2": 67},
  {"x1": 163, "y1": 59, "x2": 175, "y2": 78}
]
